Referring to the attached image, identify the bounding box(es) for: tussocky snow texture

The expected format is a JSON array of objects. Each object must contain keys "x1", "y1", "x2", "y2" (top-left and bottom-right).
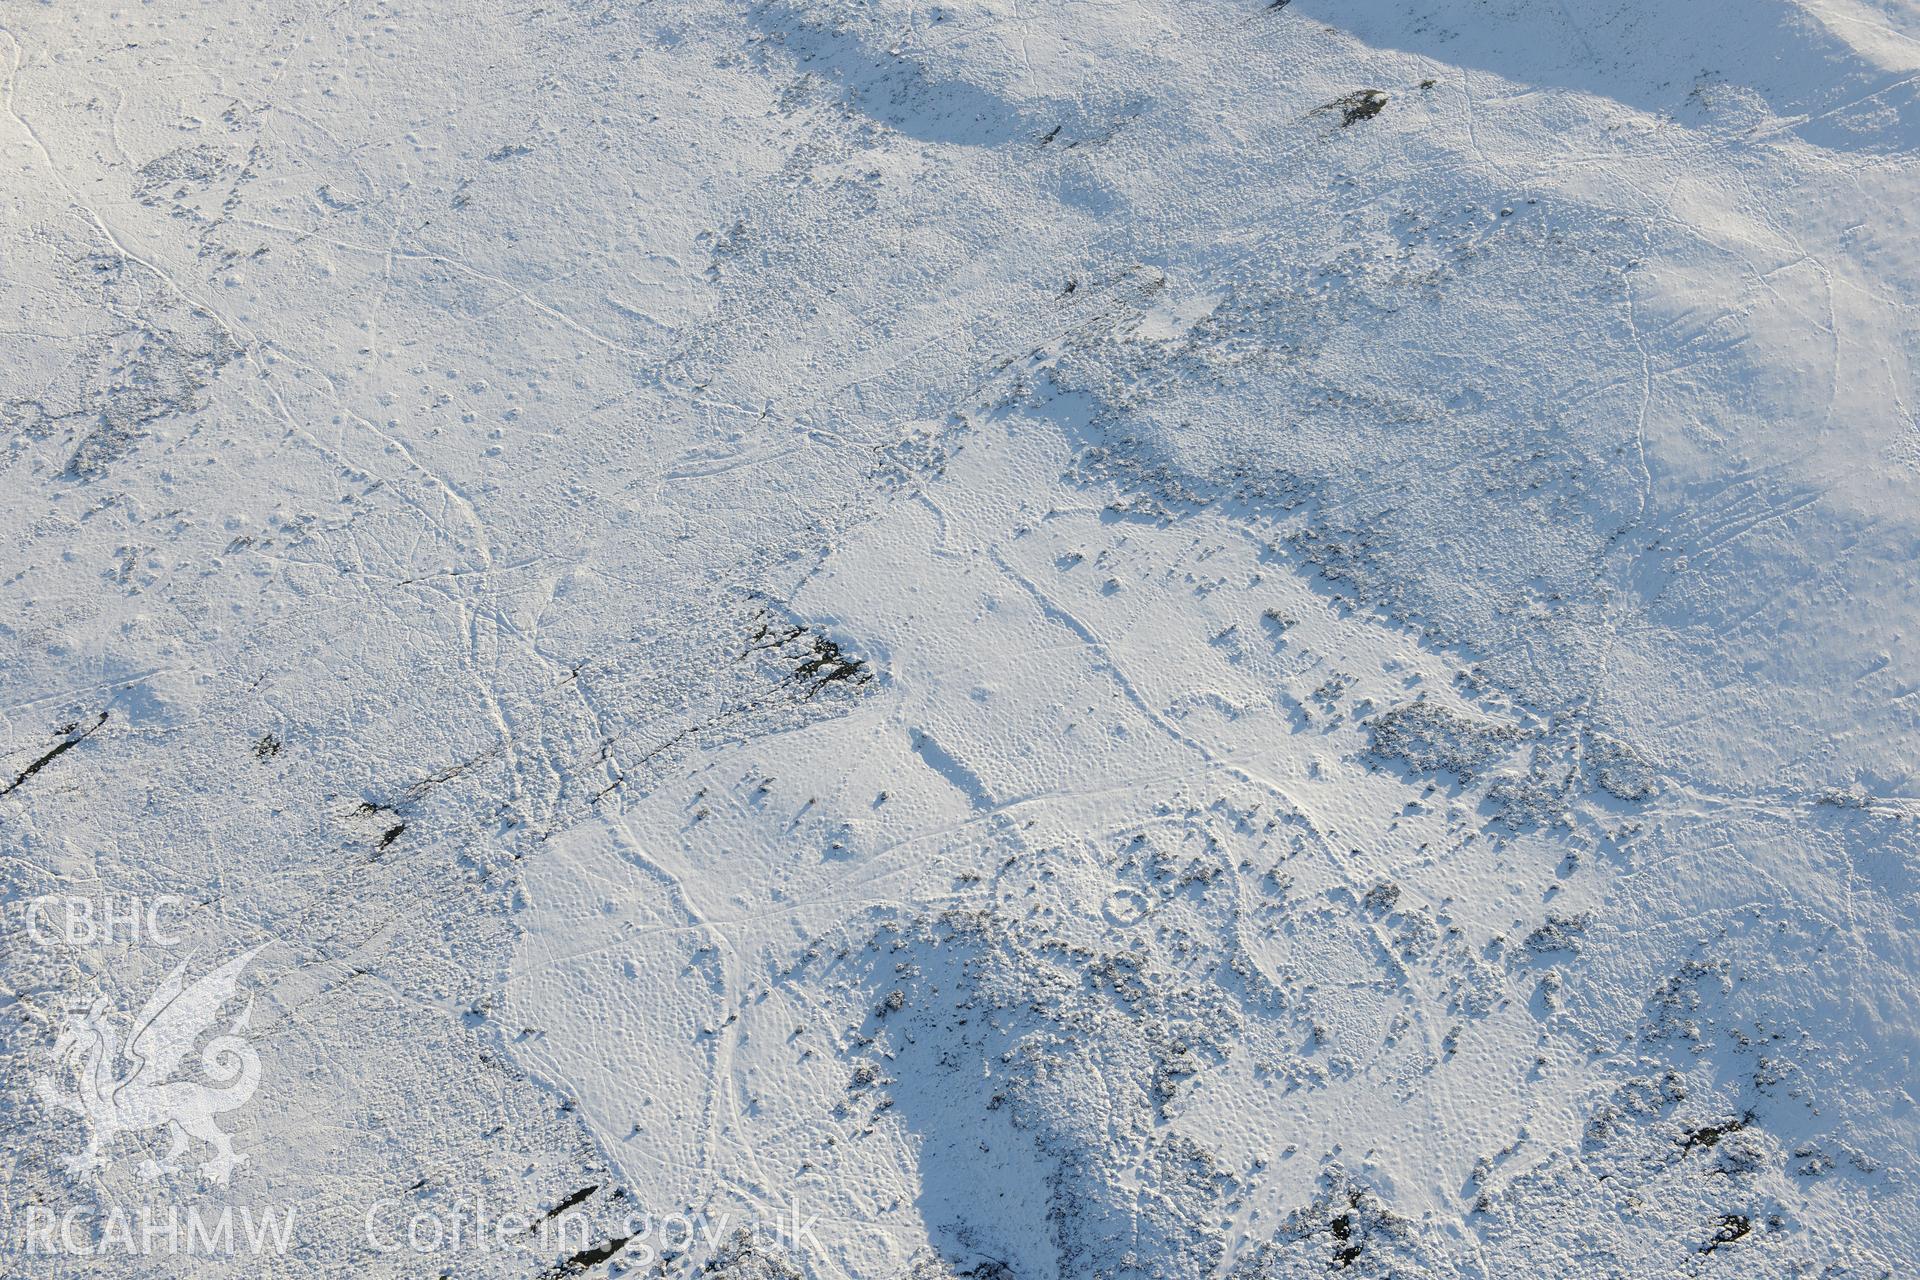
[{"x1": 2, "y1": 0, "x2": 1918, "y2": 1277}]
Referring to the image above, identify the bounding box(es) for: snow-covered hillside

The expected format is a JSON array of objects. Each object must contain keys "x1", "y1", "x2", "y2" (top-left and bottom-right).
[{"x1": 3, "y1": 1, "x2": 1917, "y2": 1276}]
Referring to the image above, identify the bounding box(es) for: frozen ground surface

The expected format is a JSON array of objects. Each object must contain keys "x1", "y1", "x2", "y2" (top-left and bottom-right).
[{"x1": 2, "y1": 1, "x2": 1918, "y2": 1276}]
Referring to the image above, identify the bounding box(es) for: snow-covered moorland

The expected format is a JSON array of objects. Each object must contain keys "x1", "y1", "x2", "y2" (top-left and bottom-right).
[{"x1": 2, "y1": 0, "x2": 1917, "y2": 1275}]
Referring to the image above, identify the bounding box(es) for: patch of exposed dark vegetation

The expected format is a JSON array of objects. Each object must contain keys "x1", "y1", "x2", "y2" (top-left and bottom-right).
[
  {"x1": 747, "y1": 609, "x2": 873, "y2": 701},
  {"x1": 1318, "y1": 90, "x2": 1388, "y2": 126},
  {"x1": 1231, "y1": 1169, "x2": 1415, "y2": 1274},
  {"x1": 1680, "y1": 1112, "x2": 1754, "y2": 1156},
  {"x1": 1364, "y1": 697, "x2": 1521, "y2": 783},
  {"x1": 253, "y1": 732, "x2": 282, "y2": 760},
  {"x1": 1522, "y1": 913, "x2": 1589, "y2": 957},
  {"x1": 2, "y1": 711, "x2": 109, "y2": 798},
  {"x1": 584, "y1": 605, "x2": 877, "y2": 806},
  {"x1": 1791, "y1": 1143, "x2": 1835, "y2": 1177},
  {"x1": 1361, "y1": 881, "x2": 1400, "y2": 914},
  {"x1": 1700, "y1": 1213, "x2": 1751, "y2": 1254},
  {"x1": 1328, "y1": 1211, "x2": 1360, "y2": 1266},
  {"x1": 552, "y1": 1234, "x2": 628, "y2": 1274},
  {"x1": 540, "y1": 1184, "x2": 599, "y2": 1222}
]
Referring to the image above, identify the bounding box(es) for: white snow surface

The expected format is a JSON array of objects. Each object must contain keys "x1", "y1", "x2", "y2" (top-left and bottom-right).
[{"x1": 2, "y1": 0, "x2": 1918, "y2": 1276}]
